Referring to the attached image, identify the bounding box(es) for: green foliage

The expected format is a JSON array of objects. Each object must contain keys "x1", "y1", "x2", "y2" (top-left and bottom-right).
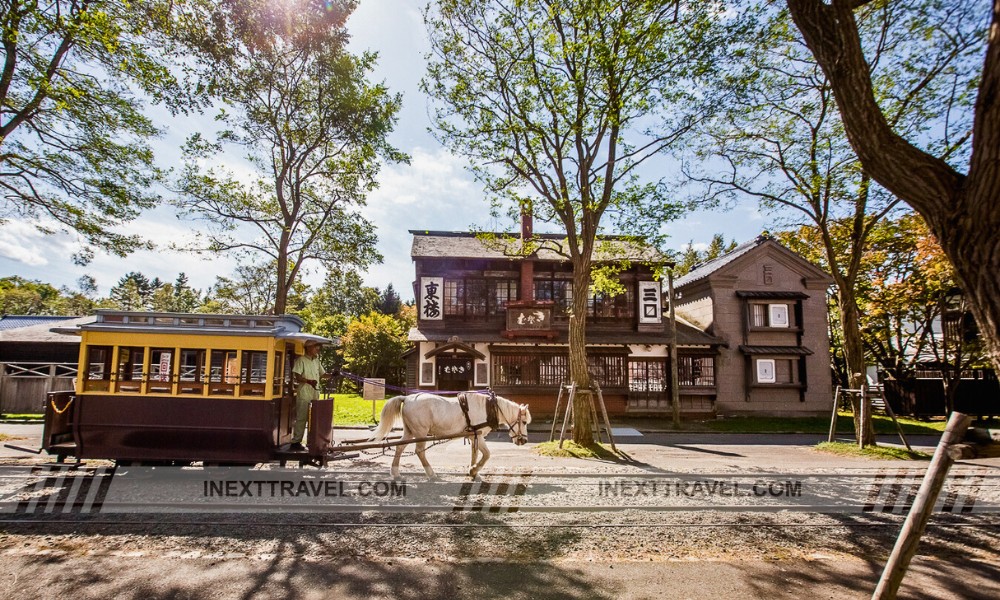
[
  {"x1": 0, "y1": 0, "x2": 202, "y2": 261},
  {"x1": 307, "y1": 269, "x2": 381, "y2": 320},
  {"x1": 0, "y1": 275, "x2": 93, "y2": 315},
  {"x1": 340, "y1": 311, "x2": 409, "y2": 386},
  {"x1": 173, "y1": 0, "x2": 404, "y2": 314},
  {"x1": 424, "y1": 0, "x2": 732, "y2": 413}
]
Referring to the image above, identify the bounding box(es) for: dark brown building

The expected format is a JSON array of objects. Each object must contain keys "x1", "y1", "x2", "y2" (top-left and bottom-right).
[{"x1": 406, "y1": 227, "x2": 834, "y2": 419}]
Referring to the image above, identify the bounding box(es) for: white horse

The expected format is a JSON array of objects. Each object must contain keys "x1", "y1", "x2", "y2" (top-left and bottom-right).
[{"x1": 369, "y1": 392, "x2": 531, "y2": 480}]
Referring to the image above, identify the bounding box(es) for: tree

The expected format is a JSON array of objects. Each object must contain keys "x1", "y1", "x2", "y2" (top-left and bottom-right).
[
  {"x1": 108, "y1": 272, "x2": 163, "y2": 311},
  {"x1": 306, "y1": 268, "x2": 380, "y2": 320},
  {"x1": 376, "y1": 283, "x2": 403, "y2": 316},
  {"x1": 785, "y1": 0, "x2": 1000, "y2": 403},
  {"x1": 340, "y1": 311, "x2": 409, "y2": 388},
  {"x1": 675, "y1": 234, "x2": 738, "y2": 276},
  {"x1": 174, "y1": 0, "x2": 403, "y2": 314},
  {"x1": 150, "y1": 273, "x2": 203, "y2": 313},
  {"x1": 202, "y1": 262, "x2": 301, "y2": 315},
  {"x1": 423, "y1": 0, "x2": 729, "y2": 444},
  {"x1": 0, "y1": 0, "x2": 197, "y2": 262},
  {"x1": 694, "y1": 1, "x2": 983, "y2": 445}
]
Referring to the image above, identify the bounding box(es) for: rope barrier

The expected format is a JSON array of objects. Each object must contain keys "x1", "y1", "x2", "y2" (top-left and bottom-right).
[{"x1": 333, "y1": 369, "x2": 491, "y2": 397}]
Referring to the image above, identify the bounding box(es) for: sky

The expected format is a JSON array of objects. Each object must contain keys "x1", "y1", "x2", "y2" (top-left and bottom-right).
[{"x1": 0, "y1": 0, "x2": 771, "y2": 304}]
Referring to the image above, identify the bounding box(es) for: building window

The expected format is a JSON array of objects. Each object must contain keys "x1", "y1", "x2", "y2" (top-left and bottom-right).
[
  {"x1": 491, "y1": 279, "x2": 518, "y2": 314},
  {"x1": 749, "y1": 302, "x2": 793, "y2": 328},
  {"x1": 678, "y1": 356, "x2": 715, "y2": 386},
  {"x1": 492, "y1": 354, "x2": 568, "y2": 387},
  {"x1": 444, "y1": 278, "x2": 516, "y2": 316},
  {"x1": 589, "y1": 287, "x2": 635, "y2": 319},
  {"x1": 535, "y1": 277, "x2": 573, "y2": 320},
  {"x1": 754, "y1": 357, "x2": 800, "y2": 385},
  {"x1": 588, "y1": 354, "x2": 627, "y2": 388},
  {"x1": 629, "y1": 360, "x2": 665, "y2": 393}
]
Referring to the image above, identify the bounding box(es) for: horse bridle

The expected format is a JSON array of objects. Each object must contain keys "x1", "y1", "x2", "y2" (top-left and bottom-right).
[{"x1": 499, "y1": 397, "x2": 529, "y2": 445}]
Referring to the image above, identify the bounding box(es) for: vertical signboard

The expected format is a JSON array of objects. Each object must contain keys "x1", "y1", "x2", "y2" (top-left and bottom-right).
[
  {"x1": 638, "y1": 281, "x2": 662, "y2": 324},
  {"x1": 420, "y1": 277, "x2": 444, "y2": 321}
]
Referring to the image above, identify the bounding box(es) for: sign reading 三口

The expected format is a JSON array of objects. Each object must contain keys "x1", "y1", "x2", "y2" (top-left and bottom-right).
[{"x1": 638, "y1": 281, "x2": 662, "y2": 324}]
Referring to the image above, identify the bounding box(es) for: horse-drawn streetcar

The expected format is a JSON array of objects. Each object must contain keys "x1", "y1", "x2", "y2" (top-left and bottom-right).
[{"x1": 42, "y1": 310, "x2": 335, "y2": 464}]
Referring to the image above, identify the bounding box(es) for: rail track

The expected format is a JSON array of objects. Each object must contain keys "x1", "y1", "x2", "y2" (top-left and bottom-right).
[{"x1": 1, "y1": 464, "x2": 998, "y2": 522}]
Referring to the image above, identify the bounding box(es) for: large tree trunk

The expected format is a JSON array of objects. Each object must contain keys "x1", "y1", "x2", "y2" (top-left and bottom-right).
[
  {"x1": 569, "y1": 260, "x2": 594, "y2": 446},
  {"x1": 787, "y1": 0, "x2": 1000, "y2": 399}
]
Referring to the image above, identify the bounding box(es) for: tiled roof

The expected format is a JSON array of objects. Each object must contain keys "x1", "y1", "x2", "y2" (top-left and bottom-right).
[
  {"x1": 411, "y1": 231, "x2": 667, "y2": 263},
  {"x1": 673, "y1": 235, "x2": 769, "y2": 288}
]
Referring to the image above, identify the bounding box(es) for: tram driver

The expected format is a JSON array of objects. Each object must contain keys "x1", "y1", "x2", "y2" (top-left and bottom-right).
[{"x1": 289, "y1": 339, "x2": 331, "y2": 451}]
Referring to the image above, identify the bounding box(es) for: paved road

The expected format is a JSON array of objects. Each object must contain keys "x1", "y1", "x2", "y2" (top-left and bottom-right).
[
  {"x1": 2, "y1": 422, "x2": 999, "y2": 599},
  {"x1": 0, "y1": 553, "x2": 998, "y2": 600}
]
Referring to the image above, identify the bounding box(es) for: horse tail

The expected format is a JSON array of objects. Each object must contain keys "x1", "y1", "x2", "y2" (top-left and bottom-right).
[{"x1": 369, "y1": 395, "x2": 405, "y2": 441}]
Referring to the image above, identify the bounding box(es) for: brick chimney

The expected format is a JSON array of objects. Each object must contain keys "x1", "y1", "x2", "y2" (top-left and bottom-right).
[{"x1": 519, "y1": 206, "x2": 534, "y2": 301}]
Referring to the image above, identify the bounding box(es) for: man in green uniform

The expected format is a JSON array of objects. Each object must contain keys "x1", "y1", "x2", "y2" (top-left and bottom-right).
[{"x1": 290, "y1": 339, "x2": 327, "y2": 451}]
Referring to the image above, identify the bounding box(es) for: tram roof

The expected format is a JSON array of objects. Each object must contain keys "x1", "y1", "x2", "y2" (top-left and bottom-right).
[{"x1": 50, "y1": 310, "x2": 337, "y2": 345}]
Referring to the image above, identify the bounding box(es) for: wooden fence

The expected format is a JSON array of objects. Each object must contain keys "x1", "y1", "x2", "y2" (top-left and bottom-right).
[{"x1": 0, "y1": 362, "x2": 77, "y2": 414}]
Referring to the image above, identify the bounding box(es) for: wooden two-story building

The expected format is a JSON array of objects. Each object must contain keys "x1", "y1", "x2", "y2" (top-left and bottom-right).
[{"x1": 405, "y1": 226, "x2": 833, "y2": 419}]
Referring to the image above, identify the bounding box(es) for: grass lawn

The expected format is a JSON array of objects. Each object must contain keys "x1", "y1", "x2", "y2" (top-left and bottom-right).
[
  {"x1": 700, "y1": 412, "x2": 949, "y2": 435},
  {"x1": 814, "y1": 441, "x2": 931, "y2": 460},
  {"x1": 330, "y1": 394, "x2": 386, "y2": 427},
  {"x1": 534, "y1": 440, "x2": 628, "y2": 460},
  {"x1": 0, "y1": 414, "x2": 43, "y2": 421}
]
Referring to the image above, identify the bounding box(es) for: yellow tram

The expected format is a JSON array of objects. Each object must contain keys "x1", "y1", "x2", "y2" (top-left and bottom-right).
[{"x1": 43, "y1": 310, "x2": 336, "y2": 463}]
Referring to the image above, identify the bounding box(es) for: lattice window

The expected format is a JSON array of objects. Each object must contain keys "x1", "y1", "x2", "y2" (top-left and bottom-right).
[
  {"x1": 678, "y1": 356, "x2": 715, "y2": 386},
  {"x1": 588, "y1": 354, "x2": 627, "y2": 388}
]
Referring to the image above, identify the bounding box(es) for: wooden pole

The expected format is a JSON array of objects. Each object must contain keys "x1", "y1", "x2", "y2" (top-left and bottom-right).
[
  {"x1": 549, "y1": 384, "x2": 566, "y2": 442},
  {"x1": 871, "y1": 411, "x2": 972, "y2": 600},
  {"x1": 594, "y1": 383, "x2": 617, "y2": 453},
  {"x1": 859, "y1": 386, "x2": 868, "y2": 449},
  {"x1": 828, "y1": 385, "x2": 841, "y2": 443},
  {"x1": 667, "y1": 268, "x2": 681, "y2": 428}
]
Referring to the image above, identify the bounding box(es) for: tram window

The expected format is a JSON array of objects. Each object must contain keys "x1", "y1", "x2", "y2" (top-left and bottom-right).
[
  {"x1": 241, "y1": 351, "x2": 268, "y2": 396},
  {"x1": 273, "y1": 351, "x2": 284, "y2": 395},
  {"x1": 178, "y1": 349, "x2": 205, "y2": 395},
  {"x1": 83, "y1": 346, "x2": 113, "y2": 391},
  {"x1": 147, "y1": 348, "x2": 174, "y2": 393},
  {"x1": 208, "y1": 349, "x2": 238, "y2": 395},
  {"x1": 116, "y1": 347, "x2": 145, "y2": 393}
]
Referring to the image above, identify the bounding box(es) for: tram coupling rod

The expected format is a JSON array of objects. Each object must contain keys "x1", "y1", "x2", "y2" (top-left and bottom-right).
[
  {"x1": 333, "y1": 432, "x2": 468, "y2": 453},
  {"x1": 3, "y1": 443, "x2": 42, "y2": 455}
]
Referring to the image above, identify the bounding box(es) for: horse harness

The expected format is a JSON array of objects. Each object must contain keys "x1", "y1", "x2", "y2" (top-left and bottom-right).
[{"x1": 457, "y1": 391, "x2": 500, "y2": 433}]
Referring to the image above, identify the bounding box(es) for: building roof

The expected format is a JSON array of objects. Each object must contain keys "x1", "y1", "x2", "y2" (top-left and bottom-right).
[
  {"x1": 0, "y1": 315, "x2": 81, "y2": 331},
  {"x1": 0, "y1": 315, "x2": 95, "y2": 344},
  {"x1": 674, "y1": 234, "x2": 831, "y2": 289},
  {"x1": 411, "y1": 231, "x2": 667, "y2": 263},
  {"x1": 673, "y1": 235, "x2": 769, "y2": 288}
]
